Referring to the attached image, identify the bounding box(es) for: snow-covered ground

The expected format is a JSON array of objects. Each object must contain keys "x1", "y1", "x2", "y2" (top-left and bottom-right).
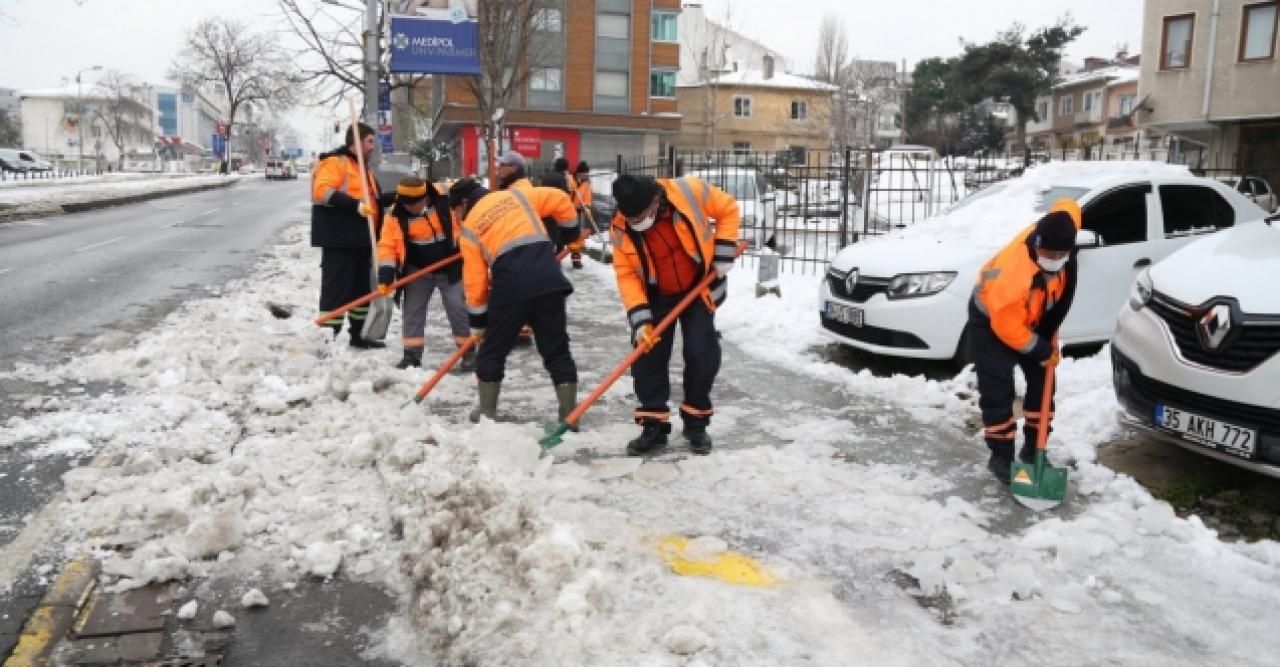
[
  {"x1": 1, "y1": 193, "x2": 1278, "y2": 665},
  {"x1": 0, "y1": 173, "x2": 245, "y2": 210},
  {"x1": 0, "y1": 172, "x2": 166, "y2": 190}
]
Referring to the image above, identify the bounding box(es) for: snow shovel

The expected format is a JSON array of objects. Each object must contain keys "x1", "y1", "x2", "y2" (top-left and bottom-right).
[
  {"x1": 313, "y1": 255, "x2": 461, "y2": 327},
  {"x1": 1010, "y1": 351, "x2": 1069, "y2": 511},
  {"x1": 411, "y1": 335, "x2": 479, "y2": 404},
  {"x1": 539, "y1": 241, "x2": 747, "y2": 453},
  {"x1": 347, "y1": 98, "x2": 392, "y2": 344}
]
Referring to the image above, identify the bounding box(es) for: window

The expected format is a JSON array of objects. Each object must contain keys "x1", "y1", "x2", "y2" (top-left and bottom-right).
[
  {"x1": 732, "y1": 142, "x2": 751, "y2": 156},
  {"x1": 1160, "y1": 185, "x2": 1235, "y2": 235},
  {"x1": 1082, "y1": 184, "x2": 1150, "y2": 246},
  {"x1": 652, "y1": 11, "x2": 678, "y2": 42},
  {"x1": 529, "y1": 68, "x2": 562, "y2": 92},
  {"x1": 1119, "y1": 94, "x2": 1137, "y2": 115},
  {"x1": 1036, "y1": 101, "x2": 1049, "y2": 121},
  {"x1": 650, "y1": 70, "x2": 676, "y2": 98},
  {"x1": 790, "y1": 100, "x2": 807, "y2": 120},
  {"x1": 596, "y1": 13, "x2": 629, "y2": 39},
  {"x1": 533, "y1": 8, "x2": 562, "y2": 32},
  {"x1": 1083, "y1": 90, "x2": 1102, "y2": 113},
  {"x1": 596, "y1": 71, "x2": 628, "y2": 96},
  {"x1": 1161, "y1": 14, "x2": 1195, "y2": 69},
  {"x1": 733, "y1": 96, "x2": 752, "y2": 118},
  {"x1": 1059, "y1": 95, "x2": 1073, "y2": 115},
  {"x1": 1240, "y1": 2, "x2": 1278, "y2": 61}
]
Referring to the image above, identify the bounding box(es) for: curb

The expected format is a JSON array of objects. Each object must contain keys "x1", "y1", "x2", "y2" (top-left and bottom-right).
[
  {"x1": 3, "y1": 556, "x2": 99, "y2": 666},
  {"x1": 0, "y1": 178, "x2": 241, "y2": 224}
]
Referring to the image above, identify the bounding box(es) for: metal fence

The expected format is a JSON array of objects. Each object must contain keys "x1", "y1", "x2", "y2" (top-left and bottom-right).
[{"x1": 614, "y1": 148, "x2": 980, "y2": 273}]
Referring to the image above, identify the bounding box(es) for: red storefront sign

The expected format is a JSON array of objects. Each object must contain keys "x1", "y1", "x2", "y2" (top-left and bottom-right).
[{"x1": 511, "y1": 128, "x2": 542, "y2": 157}]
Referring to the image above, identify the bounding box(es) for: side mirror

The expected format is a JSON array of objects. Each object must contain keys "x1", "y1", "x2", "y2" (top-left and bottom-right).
[{"x1": 1076, "y1": 229, "x2": 1102, "y2": 248}]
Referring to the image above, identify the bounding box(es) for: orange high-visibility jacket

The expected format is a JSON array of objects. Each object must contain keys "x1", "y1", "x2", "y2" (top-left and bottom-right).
[
  {"x1": 309, "y1": 149, "x2": 383, "y2": 248},
  {"x1": 610, "y1": 176, "x2": 740, "y2": 338},
  {"x1": 458, "y1": 179, "x2": 579, "y2": 323},
  {"x1": 970, "y1": 203, "x2": 1082, "y2": 358},
  {"x1": 377, "y1": 207, "x2": 456, "y2": 270},
  {"x1": 574, "y1": 177, "x2": 593, "y2": 207}
]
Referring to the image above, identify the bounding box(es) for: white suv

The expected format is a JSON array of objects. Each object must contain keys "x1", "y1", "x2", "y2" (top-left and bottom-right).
[
  {"x1": 819, "y1": 163, "x2": 1266, "y2": 362},
  {"x1": 1112, "y1": 212, "x2": 1280, "y2": 479}
]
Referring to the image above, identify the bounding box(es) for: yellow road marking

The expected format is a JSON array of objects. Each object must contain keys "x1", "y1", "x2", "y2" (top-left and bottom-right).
[{"x1": 657, "y1": 535, "x2": 777, "y2": 588}]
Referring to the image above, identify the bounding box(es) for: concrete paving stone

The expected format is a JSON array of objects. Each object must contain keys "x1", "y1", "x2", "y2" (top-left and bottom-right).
[
  {"x1": 53, "y1": 630, "x2": 164, "y2": 665},
  {"x1": 75, "y1": 584, "x2": 176, "y2": 638}
]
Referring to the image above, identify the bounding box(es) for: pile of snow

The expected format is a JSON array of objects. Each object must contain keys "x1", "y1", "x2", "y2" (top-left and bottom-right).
[
  {"x1": 3, "y1": 200, "x2": 1279, "y2": 664},
  {"x1": 0, "y1": 173, "x2": 242, "y2": 209},
  {"x1": 0, "y1": 172, "x2": 160, "y2": 190}
]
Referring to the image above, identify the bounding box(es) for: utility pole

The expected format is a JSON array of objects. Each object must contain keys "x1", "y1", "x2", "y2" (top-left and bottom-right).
[{"x1": 364, "y1": 0, "x2": 380, "y2": 128}]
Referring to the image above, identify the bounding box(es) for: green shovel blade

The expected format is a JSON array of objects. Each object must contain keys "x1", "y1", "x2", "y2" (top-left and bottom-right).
[
  {"x1": 539, "y1": 422, "x2": 570, "y2": 452},
  {"x1": 1010, "y1": 450, "x2": 1068, "y2": 511}
]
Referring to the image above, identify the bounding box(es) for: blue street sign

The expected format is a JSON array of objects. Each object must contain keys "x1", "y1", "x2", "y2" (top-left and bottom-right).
[
  {"x1": 388, "y1": 15, "x2": 480, "y2": 75},
  {"x1": 212, "y1": 133, "x2": 226, "y2": 158},
  {"x1": 378, "y1": 80, "x2": 391, "y2": 112},
  {"x1": 379, "y1": 132, "x2": 394, "y2": 154}
]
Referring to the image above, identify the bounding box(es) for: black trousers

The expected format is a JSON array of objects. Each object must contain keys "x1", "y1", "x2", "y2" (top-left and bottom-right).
[
  {"x1": 319, "y1": 247, "x2": 372, "y2": 340},
  {"x1": 476, "y1": 291, "x2": 577, "y2": 384},
  {"x1": 632, "y1": 292, "x2": 721, "y2": 429},
  {"x1": 968, "y1": 319, "x2": 1055, "y2": 452}
]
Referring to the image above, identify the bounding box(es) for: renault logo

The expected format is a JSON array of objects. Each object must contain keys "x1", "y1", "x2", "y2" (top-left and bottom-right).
[
  {"x1": 1198, "y1": 304, "x2": 1233, "y2": 351},
  {"x1": 845, "y1": 268, "x2": 860, "y2": 294}
]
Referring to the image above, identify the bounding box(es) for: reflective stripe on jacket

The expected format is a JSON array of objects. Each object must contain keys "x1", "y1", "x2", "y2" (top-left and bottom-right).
[
  {"x1": 458, "y1": 179, "x2": 579, "y2": 320},
  {"x1": 609, "y1": 176, "x2": 740, "y2": 338}
]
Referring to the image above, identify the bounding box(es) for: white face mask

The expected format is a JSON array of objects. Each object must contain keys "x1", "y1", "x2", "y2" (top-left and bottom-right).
[
  {"x1": 1037, "y1": 255, "x2": 1068, "y2": 273},
  {"x1": 629, "y1": 215, "x2": 655, "y2": 232}
]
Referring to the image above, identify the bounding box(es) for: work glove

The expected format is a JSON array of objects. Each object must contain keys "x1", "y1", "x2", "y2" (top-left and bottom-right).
[
  {"x1": 358, "y1": 201, "x2": 374, "y2": 219},
  {"x1": 1040, "y1": 348, "x2": 1061, "y2": 368},
  {"x1": 471, "y1": 328, "x2": 485, "y2": 343},
  {"x1": 377, "y1": 265, "x2": 396, "y2": 287},
  {"x1": 376, "y1": 283, "x2": 392, "y2": 297},
  {"x1": 633, "y1": 323, "x2": 660, "y2": 353}
]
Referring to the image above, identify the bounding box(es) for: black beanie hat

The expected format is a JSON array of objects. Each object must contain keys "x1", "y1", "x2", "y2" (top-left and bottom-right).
[
  {"x1": 553, "y1": 157, "x2": 570, "y2": 172},
  {"x1": 1032, "y1": 210, "x2": 1077, "y2": 251},
  {"x1": 574, "y1": 160, "x2": 590, "y2": 175},
  {"x1": 612, "y1": 174, "x2": 661, "y2": 217},
  {"x1": 448, "y1": 178, "x2": 489, "y2": 209},
  {"x1": 541, "y1": 170, "x2": 571, "y2": 194}
]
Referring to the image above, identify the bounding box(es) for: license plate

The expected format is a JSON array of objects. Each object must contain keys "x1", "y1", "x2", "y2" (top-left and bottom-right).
[
  {"x1": 824, "y1": 301, "x2": 864, "y2": 327},
  {"x1": 1154, "y1": 404, "x2": 1256, "y2": 459}
]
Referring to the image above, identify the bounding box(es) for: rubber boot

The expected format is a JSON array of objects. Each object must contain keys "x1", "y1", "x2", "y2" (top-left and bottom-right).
[
  {"x1": 554, "y1": 382, "x2": 579, "y2": 431},
  {"x1": 987, "y1": 442, "x2": 1014, "y2": 484},
  {"x1": 469, "y1": 381, "x2": 501, "y2": 423},
  {"x1": 395, "y1": 349, "x2": 422, "y2": 369},
  {"x1": 684, "y1": 425, "x2": 713, "y2": 455},
  {"x1": 1019, "y1": 442, "x2": 1052, "y2": 467},
  {"x1": 626, "y1": 419, "x2": 671, "y2": 456}
]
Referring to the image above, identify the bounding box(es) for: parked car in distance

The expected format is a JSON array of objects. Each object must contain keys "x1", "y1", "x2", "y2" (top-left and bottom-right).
[
  {"x1": 264, "y1": 159, "x2": 297, "y2": 180},
  {"x1": 0, "y1": 148, "x2": 31, "y2": 172},
  {"x1": 819, "y1": 163, "x2": 1268, "y2": 362},
  {"x1": 1216, "y1": 175, "x2": 1278, "y2": 213},
  {"x1": 1112, "y1": 211, "x2": 1280, "y2": 479},
  {"x1": 685, "y1": 167, "x2": 774, "y2": 248},
  {"x1": 18, "y1": 150, "x2": 52, "y2": 172}
]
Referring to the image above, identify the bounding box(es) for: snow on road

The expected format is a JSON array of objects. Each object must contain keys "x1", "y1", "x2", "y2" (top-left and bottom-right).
[
  {"x1": 0, "y1": 198, "x2": 1277, "y2": 665},
  {"x1": 0, "y1": 173, "x2": 245, "y2": 209}
]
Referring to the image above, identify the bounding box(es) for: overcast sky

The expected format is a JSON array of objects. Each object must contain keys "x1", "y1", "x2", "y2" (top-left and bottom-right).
[{"x1": 0, "y1": 0, "x2": 1145, "y2": 152}]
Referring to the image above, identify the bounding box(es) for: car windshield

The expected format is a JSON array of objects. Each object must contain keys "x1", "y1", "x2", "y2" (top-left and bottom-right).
[
  {"x1": 946, "y1": 183, "x2": 1008, "y2": 212},
  {"x1": 1033, "y1": 186, "x2": 1089, "y2": 212},
  {"x1": 693, "y1": 172, "x2": 758, "y2": 200}
]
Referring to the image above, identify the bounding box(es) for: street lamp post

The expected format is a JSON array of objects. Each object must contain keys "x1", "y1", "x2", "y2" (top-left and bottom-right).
[{"x1": 74, "y1": 65, "x2": 103, "y2": 173}]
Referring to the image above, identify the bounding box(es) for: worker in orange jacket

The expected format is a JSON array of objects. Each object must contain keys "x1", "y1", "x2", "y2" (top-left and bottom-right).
[
  {"x1": 609, "y1": 174, "x2": 740, "y2": 456},
  {"x1": 458, "y1": 153, "x2": 583, "y2": 423},
  {"x1": 968, "y1": 199, "x2": 1082, "y2": 484},
  {"x1": 376, "y1": 176, "x2": 471, "y2": 370},
  {"x1": 310, "y1": 122, "x2": 395, "y2": 348},
  {"x1": 568, "y1": 161, "x2": 593, "y2": 269}
]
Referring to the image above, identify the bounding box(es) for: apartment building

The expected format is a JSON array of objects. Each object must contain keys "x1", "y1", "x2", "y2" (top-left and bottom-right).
[
  {"x1": 1138, "y1": 0, "x2": 1280, "y2": 172},
  {"x1": 1049, "y1": 62, "x2": 1140, "y2": 156},
  {"x1": 19, "y1": 81, "x2": 156, "y2": 168},
  {"x1": 431, "y1": 0, "x2": 682, "y2": 177}
]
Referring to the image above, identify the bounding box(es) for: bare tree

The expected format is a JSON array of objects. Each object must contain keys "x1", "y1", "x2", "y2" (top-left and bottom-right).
[
  {"x1": 90, "y1": 70, "x2": 154, "y2": 169},
  {"x1": 812, "y1": 15, "x2": 852, "y2": 150},
  {"x1": 170, "y1": 17, "x2": 302, "y2": 172},
  {"x1": 678, "y1": 2, "x2": 741, "y2": 149}
]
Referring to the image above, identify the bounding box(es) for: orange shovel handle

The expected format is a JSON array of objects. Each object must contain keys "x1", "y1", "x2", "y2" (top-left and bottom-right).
[
  {"x1": 413, "y1": 335, "x2": 479, "y2": 403},
  {"x1": 314, "y1": 254, "x2": 461, "y2": 326}
]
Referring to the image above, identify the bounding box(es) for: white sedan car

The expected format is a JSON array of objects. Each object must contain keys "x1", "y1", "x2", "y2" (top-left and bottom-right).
[
  {"x1": 819, "y1": 164, "x2": 1267, "y2": 362},
  {"x1": 1112, "y1": 212, "x2": 1280, "y2": 478}
]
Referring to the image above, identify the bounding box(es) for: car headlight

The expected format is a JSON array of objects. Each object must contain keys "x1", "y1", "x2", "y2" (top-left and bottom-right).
[
  {"x1": 886, "y1": 272, "x2": 957, "y2": 299},
  {"x1": 1128, "y1": 268, "x2": 1152, "y2": 311}
]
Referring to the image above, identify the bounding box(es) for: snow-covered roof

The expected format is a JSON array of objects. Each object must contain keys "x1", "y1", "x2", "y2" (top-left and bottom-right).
[
  {"x1": 1053, "y1": 65, "x2": 1139, "y2": 91},
  {"x1": 19, "y1": 84, "x2": 82, "y2": 99},
  {"x1": 677, "y1": 70, "x2": 837, "y2": 92}
]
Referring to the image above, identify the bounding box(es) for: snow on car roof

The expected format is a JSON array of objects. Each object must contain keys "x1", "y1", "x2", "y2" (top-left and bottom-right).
[{"x1": 886, "y1": 161, "x2": 1192, "y2": 249}]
